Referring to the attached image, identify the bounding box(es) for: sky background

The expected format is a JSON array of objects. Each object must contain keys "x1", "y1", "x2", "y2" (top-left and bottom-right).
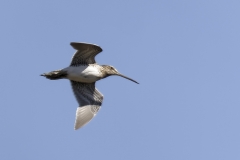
[{"x1": 1, "y1": 0, "x2": 240, "y2": 159}]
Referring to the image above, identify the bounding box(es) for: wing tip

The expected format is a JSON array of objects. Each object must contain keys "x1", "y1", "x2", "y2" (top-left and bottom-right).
[
  {"x1": 70, "y1": 42, "x2": 103, "y2": 52},
  {"x1": 74, "y1": 127, "x2": 79, "y2": 130},
  {"x1": 74, "y1": 105, "x2": 101, "y2": 130}
]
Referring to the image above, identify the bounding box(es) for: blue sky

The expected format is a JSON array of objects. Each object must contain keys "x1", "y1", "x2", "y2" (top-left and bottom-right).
[{"x1": 1, "y1": 0, "x2": 240, "y2": 159}]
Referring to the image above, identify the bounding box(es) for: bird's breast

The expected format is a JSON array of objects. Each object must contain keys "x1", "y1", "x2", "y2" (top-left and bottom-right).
[{"x1": 64, "y1": 65, "x2": 102, "y2": 83}]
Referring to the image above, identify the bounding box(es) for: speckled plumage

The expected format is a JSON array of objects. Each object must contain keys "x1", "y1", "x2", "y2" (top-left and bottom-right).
[{"x1": 41, "y1": 42, "x2": 138, "y2": 130}]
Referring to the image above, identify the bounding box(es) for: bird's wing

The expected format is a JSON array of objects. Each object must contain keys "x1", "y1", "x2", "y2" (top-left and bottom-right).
[
  {"x1": 70, "y1": 81, "x2": 103, "y2": 130},
  {"x1": 70, "y1": 42, "x2": 103, "y2": 66},
  {"x1": 74, "y1": 105, "x2": 101, "y2": 130}
]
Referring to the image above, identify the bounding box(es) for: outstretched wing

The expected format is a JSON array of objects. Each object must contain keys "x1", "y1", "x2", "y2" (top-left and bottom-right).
[
  {"x1": 70, "y1": 42, "x2": 103, "y2": 66},
  {"x1": 74, "y1": 105, "x2": 101, "y2": 130},
  {"x1": 70, "y1": 81, "x2": 103, "y2": 130}
]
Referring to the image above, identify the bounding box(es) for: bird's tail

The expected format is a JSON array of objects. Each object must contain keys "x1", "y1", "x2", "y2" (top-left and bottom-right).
[{"x1": 41, "y1": 70, "x2": 67, "y2": 80}]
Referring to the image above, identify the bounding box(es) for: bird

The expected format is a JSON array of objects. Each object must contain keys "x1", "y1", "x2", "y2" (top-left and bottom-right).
[{"x1": 41, "y1": 42, "x2": 139, "y2": 130}]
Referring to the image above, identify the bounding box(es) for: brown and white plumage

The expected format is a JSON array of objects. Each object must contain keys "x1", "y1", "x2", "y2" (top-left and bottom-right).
[
  {"x1": 71, "y1": 81, "x2": 103, "y2": 129},
  {"x1": 41, "y1": 42, "x2": 138, "y2": 130},
  {"x1": 70, "y1": 42, "x2": 102, "y2": 66},
  {"x1": 70, "y1": 43, "x2": 104, "y2": 129}
]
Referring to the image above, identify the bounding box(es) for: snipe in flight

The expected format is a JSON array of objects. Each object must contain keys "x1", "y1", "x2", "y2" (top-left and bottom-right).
[{"x1": 41, "y1": 42, "x2": 138, "y2": 130}]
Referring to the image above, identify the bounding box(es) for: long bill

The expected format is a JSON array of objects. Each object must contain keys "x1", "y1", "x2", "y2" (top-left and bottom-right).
[{"x1": 115, "y1": 73, "x2": 139, "y2": 84}]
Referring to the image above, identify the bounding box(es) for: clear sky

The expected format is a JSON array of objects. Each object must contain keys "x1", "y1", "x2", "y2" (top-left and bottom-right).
[{"x1": 1, "y1": 0, "x2": 240, "y2": 159}]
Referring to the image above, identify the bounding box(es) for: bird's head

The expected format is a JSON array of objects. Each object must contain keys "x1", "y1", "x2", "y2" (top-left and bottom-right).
[{"x1": 101, "y1": 65, "x2": 139, "y2": 84}]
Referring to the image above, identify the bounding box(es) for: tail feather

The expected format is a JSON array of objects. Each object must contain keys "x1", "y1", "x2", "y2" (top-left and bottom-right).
[{"x1": 41, "y1": 70, "x2": 67, "y2": 80}]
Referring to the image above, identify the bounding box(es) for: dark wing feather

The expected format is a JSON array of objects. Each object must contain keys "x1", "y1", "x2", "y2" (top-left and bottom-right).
[
  {"x1": 70, "y1": 42, "x2": 103, "y2": 66},
  {"x1": 70, "y1": 81, "x2": 103, "y2": 130},
  {"x1": 70, "y1": 81, "x2": 103, "y2": 106}
]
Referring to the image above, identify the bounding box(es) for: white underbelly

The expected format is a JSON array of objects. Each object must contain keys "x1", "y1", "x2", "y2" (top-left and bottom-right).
[{"x1": 63, "y1": 66, "x2": 101, "y2": 83}]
